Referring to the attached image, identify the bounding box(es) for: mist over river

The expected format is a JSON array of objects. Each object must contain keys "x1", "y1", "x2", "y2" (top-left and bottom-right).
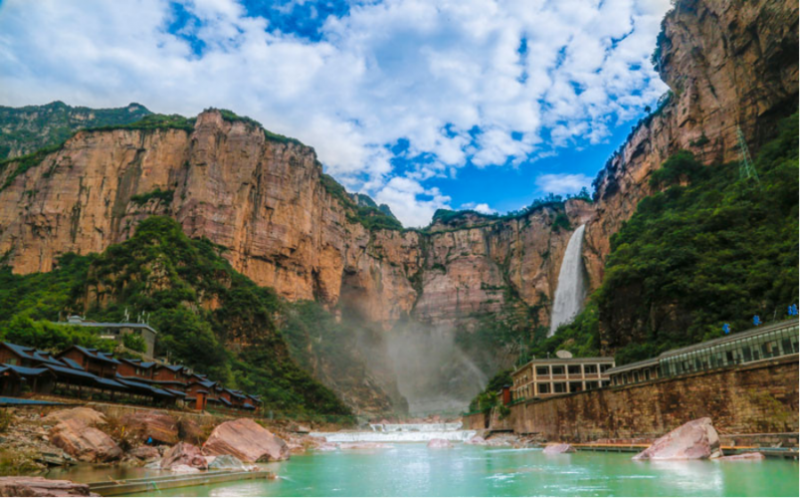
[{"x1": 48, "y1": 444, "x2": 798, "y2": 497}]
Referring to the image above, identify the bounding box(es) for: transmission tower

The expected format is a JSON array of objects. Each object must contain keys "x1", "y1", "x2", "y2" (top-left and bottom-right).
[{"x1": 736, "y1": 126, "x2": 760, "y2": 185}]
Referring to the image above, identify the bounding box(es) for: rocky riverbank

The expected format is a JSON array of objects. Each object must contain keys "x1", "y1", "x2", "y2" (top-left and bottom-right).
[{"x1": 0, "y1": 404, "x2": 335, "y2": 477}]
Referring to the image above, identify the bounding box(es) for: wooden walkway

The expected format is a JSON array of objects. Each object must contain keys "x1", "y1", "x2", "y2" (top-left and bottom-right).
[
  {"x1": 88, "y1": 470, "x2": 274, "y2": 496},
  {"x1": 572, "y1": 443, "x2": 799, "y2": 460}
]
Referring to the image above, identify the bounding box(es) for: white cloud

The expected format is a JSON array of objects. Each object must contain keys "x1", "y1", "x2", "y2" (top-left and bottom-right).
[
  {"x1": 0, "y1": 0, "x2": 672, "y2": 226},
  {"x1": 535, "y1": 173, "x2": 592, "y2": 196},
  {"x1": 460, "y1": 202, "x2": 496, "y2": 215}
]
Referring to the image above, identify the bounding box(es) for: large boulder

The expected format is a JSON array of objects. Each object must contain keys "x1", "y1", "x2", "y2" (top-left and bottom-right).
[
  {"x1": 633, "y1": 418, "x2": 722, "y2": 461},
  {"x1": 0, "y1": 477, "x2": 97, "y2": 497},
  {"x1": 120, "y1": 411, "x2": 179, "y2": 445},
  {"x1": 160, "y1": 442, "x2": 208, "y2": 470},
  {"x1": 427, "y1": 438, "x2": 454, "y2": 449},
  {"x1": 128, "y1": 446, "x2": 161, "y2": 462},
  {"x1": 43, "y1": 407, "x2": 106, "y2": 428},
  {"x1": 543, "y1": 443, "x2": 575, "y2": 455},
  {"x1": 49, "y1": 419, "x2": 122, "y2": 463},
  {"x1": 203, "y1": 419, "x2": 290, "y2": 463}
]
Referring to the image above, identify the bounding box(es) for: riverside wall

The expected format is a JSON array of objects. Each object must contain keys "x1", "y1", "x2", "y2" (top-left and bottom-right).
[{"x1": 466, "y1": 355, "x2": 799, "y2": 442}]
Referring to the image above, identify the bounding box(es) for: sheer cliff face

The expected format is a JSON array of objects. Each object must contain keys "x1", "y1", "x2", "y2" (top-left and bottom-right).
[
  {"x1": 0, "y1": 0, "x2": 794, "y2": 332},
  {"x1": 585, "y1": 0, "x2": 798, "y2": 286},
  {"x1": 0, "y1": 111, "x2": 589, "y2": 331}
]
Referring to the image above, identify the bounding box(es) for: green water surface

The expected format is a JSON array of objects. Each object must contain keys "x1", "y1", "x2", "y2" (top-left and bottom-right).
[{"x1": 110, "y1": 445, "x2": 800, "y2": 497}]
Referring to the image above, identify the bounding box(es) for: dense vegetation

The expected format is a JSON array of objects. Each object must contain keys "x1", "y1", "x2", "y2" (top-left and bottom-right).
[
  {"x1": 541, "y1": 113, "x2": 799, "y2": 365},
  {"x1": 88, "y1": 113, "x2": 194, "y2": 133},
  {"x1": 0, "y1": 101, "x2": 151, "y2": 160},
  {"x1": 0, "y1": 216, "x2": 353, "y2": 420},
  {"x1": 467, "y1": 369, "x2": 512, "y2": 416}
]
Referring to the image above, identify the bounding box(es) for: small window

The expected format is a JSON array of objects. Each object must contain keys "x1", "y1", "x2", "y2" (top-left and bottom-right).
[
  {"x1": 599, "y1": 364, "x2": 612, "y2": 373},
  {"x1": 584, "y1": 364, "x2": 598, "y2": 374},
  {"x1": 585, "y1": 381, "x2": 598, "y2": 390},
  {"x1": 569, "y1": 382, "x2": 583, "y2": 393},
  {"x1": 568, "y1": 365, "x2": 582, "y2": 375},
  {"x1": 537, "y1": 383, "x2": 551, "y2": 394},
  {"x1": 536, "y1": 366, "x2": 550, "y2": 376},
  {"x1": 553, "y1": 382, "x2": 567, "y2": 393},
  {"x1": 551, "y1": 366, "x2": 565, "y2": 375}
]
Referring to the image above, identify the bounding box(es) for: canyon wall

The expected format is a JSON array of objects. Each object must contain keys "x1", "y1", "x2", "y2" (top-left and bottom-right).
[
  {"x1": 584, "y1": 0, "x2": 798, "y2": 285},
  {"x1": 0, "y1": 110, "x2": 593, "y2": 332},
  {"x1": 0, "y1": 0, "x2": 795, "y2": 412}
]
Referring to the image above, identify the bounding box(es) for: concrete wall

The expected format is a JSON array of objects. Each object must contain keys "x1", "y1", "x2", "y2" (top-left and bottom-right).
[{"x1": 466, "y1": 355, "x2": 798, "y2": 441}]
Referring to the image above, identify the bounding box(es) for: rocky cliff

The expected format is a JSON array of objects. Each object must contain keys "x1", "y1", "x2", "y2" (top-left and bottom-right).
[
  {"x1": 0, "y1": 0, "x2": 795, "y2": 413},
  {"x1": 0, "y1": 110, "x2": 595, "y2": 334},
  {"x1": 584, "y1": 0, "x2": 798, "y2": 287}
]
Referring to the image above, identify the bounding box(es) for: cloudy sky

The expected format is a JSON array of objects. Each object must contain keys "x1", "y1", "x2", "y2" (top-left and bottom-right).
[{"x1": 0, "y1": 0, "x2": 671, "y2": 226}]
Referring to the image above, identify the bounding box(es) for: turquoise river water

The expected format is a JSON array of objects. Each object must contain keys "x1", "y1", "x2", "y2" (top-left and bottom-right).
[{"x1": 47, "y1": 444, "x2": 799, "y2": 497}]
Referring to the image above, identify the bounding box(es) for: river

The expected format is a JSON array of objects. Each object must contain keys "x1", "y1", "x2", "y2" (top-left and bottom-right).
[{"x1": 46, "y1": 444, "x2": 798, "y2": 497}]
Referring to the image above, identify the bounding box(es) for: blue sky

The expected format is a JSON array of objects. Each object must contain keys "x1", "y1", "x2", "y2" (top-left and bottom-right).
[{"x1": 0, "y1": 0, "x2": 672, "y2": 226}]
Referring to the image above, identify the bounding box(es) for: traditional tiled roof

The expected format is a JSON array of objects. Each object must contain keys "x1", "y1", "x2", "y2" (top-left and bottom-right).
[
  {"x1": 65, "y1": 346, "x2": 121, "y2": 365},
  {"x1": 156, "y1": 364, "x2": 185, "y2": 373},
  {"x1": 60, "y1": 357, "x2": 84, "y2": 370},
  {"x1": 1, "y1": 364, "x2": 52, "y2": 377},
  {"x1": 2, "y1": 342, "x2": 64, "y2": 366},
  {"x1": 120, "y1": 358, "x2": 156, "y2": 369}
]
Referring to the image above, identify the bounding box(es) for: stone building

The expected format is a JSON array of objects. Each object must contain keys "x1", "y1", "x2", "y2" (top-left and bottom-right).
[
  {"x1": 511, "y1": 356, "x2": 615, "y2": 401},
  {"x1": 59, "y1": 316, "x2": 158, "y2": 359},
  {"x1": 608, "y1": 318, "x2": 800, "y2": 387}
]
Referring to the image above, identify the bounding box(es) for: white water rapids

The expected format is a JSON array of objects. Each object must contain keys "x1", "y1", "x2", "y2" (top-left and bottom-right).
[
  {"x1": 311, "y1": 422, "x2": 476, "y2": 442},
  {"x1": 548, "y1": 224, "x2": 587, "y2": 337}
]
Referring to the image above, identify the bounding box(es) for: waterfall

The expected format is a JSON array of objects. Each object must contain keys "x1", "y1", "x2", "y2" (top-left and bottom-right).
[
  {"x1": 549, "y1": 224, "x2": 587, "y2": 337},
  {"x1": 312, "y1": 422, "x2": 476, "y2": 443}
]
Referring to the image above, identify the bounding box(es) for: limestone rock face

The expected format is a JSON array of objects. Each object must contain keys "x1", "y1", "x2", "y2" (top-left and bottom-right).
[
  {"x1": 0, "y1": 109, "x2": 591, "y2": 332},
  {"x1": 49, "y1": 419, "x2": 122, "y2": 463},
  {"x1": 159, "y1": 441, "x2": 208, "y2": 470},
  {"x1": 0, "y1": 477, "x2": 97, "y2": 497},
  {"x1": 543, "y1": 443, "x2": 575, "y2": 455},
  {"x1": 633, "y1": 417, "x2": 722, "y2": 461},
  {"x1": 120, "y1": 411, "x2": 179, "y2": 445},
  {"x1": 202, "y1": 418, "x2": 290, "y2": 462},
  {"x1": 585, "y1": 0, "x2": 798, "y2": 290}
]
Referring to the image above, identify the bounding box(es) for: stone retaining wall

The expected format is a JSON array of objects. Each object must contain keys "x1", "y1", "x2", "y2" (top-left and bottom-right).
[{"x1": 466, "y1": 355, "x2": 799, "y2": 441}]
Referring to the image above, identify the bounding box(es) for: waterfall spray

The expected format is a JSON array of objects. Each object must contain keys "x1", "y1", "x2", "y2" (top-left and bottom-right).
[{"x1": 549, "y1": 224, "x2": 587, "y2": 337}]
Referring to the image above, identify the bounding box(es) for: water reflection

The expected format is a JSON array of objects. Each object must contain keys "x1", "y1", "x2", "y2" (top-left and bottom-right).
[{"x1": 47, "y1": 444, "x2": 798, "y2": 497}]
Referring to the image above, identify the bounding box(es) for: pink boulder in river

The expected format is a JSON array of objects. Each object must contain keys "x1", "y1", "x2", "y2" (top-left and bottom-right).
[
  {"x1": 427, "y1": 438, "x2": 454, "y2": 449},
  {"x1": 203, "y1": 418, "x2": 290, "y2": 462},
  {"x1": 633, "y1": 417, "x2": 722, "y2": 460},
  {"x1": 543, "y1": 443, "x2": 575, "y2": 455}
]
